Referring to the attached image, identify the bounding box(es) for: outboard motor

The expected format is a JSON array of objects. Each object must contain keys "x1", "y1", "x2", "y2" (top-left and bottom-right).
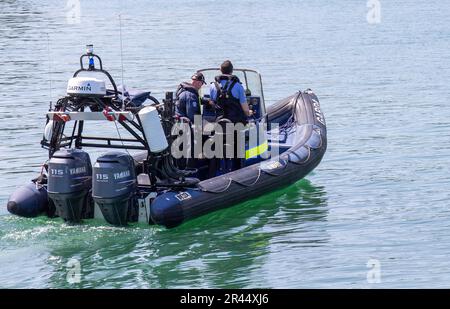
[
  {"x1": 47, "y1": 149, "x2": 92, "y2": 223},
  {"x1": 92, "y1": 152, "x2": 136, "y2": 226}
]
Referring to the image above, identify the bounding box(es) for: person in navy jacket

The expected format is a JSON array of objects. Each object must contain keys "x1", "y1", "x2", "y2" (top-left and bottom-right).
[{"x1": 175, "y1": 72, "x2": 207, "y2": 122}]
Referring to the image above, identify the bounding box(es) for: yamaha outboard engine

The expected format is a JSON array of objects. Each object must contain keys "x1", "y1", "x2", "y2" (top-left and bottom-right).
[
  {"x1": 92, "y1": 152, "x2": 136, "y2": 226},
  {"x1": 47, "y1": 149, "x2": 92, "y2": 223}
]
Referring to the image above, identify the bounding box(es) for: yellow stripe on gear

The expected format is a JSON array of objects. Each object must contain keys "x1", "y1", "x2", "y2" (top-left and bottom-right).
[{"x1": 245, "y1": 141, "x2": 268, "y2": 159}]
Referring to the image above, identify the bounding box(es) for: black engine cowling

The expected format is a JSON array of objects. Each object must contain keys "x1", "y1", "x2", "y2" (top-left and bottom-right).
[
  {"x1": 47, "y1": 149, "x2": 92, "y2": 223},
  {"x1": 92, "y1": 152, "x2": 136, "y2": 226}
]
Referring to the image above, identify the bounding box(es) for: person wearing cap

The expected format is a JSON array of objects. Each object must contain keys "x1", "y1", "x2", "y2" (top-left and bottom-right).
[
  {"x1": 175, "y1": 72, "x2": 207, "y2": 122},
  {"x1": 209, "y1": 60, "x2": 252, "y2": 124}
]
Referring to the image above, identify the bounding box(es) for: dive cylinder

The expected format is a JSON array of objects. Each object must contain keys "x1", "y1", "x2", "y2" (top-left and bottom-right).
[
  {"x1": 44, "y1": 120, "x2": 54, "y2": 141},
  {"x1": 92, "y1": 152, "x2": 136, "y2": 226},
  {"x1": 138, "y1": 106, "x2": 168, "y2": 153},
  {"x1": 47, "y1": 149, "x2": 92, "y2": 223}
]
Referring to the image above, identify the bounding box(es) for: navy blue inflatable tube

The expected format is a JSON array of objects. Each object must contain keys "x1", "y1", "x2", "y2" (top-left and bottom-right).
[
  {"x1": 150, "y1": 90, "x2": 327, "y2": 228},
  {"x1": 7, "y1": 183, "x2": 49, "y2": 218}
]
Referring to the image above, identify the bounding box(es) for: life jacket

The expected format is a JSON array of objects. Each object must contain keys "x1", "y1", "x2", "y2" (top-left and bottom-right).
[
  {"x1": 175, "y1": 82, "x2": 200, "y2": 118},
  {"x1": 214, "y1": 75, "x2": 247, "y2": 124}
]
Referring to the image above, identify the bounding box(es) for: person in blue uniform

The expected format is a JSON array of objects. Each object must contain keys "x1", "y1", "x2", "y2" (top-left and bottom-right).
[
  {"x1": 175, "y1": 72, "x2": 207, "y2": 122},
  {"x1": 209, "y1": 60, "x2": 252, "y2": 124},
  {"x1": 208, "y1": 60, "x2": 253, "y2": 174}
]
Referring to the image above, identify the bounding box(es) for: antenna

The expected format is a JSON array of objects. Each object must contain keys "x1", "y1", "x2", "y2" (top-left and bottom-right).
[
  {"x1": 119, "y1": 14, "x2": 125, "y2": 110},
  {"x1": 46, "y1": 32, "x2": 52, "y2": 110}
]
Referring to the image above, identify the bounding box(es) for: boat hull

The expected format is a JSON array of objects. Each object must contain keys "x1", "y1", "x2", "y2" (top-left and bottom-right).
[
  {"x1": 150, "y1": 90, "x2": 327, "y2": 227},
  {"x1": 6, "y1": 90, "x2": 327, "y2": 228}
]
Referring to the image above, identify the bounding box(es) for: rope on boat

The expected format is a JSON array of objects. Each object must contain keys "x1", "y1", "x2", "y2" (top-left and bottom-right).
[{"x1": 199, "y1": 90, "x2": 321, "y2": 194}]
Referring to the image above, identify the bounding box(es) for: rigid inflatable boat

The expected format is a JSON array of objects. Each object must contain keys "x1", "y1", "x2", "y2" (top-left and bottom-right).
[{"x1": 6, "y1": 46, "x2": 327, "y2": 228}]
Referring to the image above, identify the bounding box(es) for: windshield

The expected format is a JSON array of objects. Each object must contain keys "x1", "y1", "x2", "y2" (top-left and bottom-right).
[{"x1": 197, "y1": 68, "x2": 266, "y2": 115}]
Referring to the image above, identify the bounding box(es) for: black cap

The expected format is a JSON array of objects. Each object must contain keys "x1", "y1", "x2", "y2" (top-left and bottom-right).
[{"x1": 191, "y1": 72, "x2": 206, "y2": 84}]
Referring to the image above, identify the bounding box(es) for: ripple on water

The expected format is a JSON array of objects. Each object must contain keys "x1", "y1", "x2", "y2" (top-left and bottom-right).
[{"x1": 1, "y1": 0, "x2": 450, "y2": 288}]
